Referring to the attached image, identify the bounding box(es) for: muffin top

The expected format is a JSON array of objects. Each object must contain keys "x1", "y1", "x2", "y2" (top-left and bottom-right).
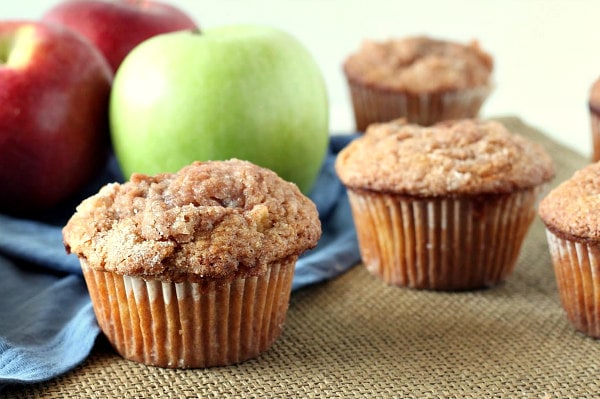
[
  {"x1": 63, "y1": 159, "x2": 322, "y2": 282},
  {"x1": 343, "y1": 36, "x2": 493, "y2": 93},
  {"x1": 539, "y1": 162, "x2": 600, "y2": 241},
  {"x1": 589, "y1": 76, "x2": 600, "y2": 111},
  {"x1": 335, "y1": 119, "x2": 554, "y2": 196}
]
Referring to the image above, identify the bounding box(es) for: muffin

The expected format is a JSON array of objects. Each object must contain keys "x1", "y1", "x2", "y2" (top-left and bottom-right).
[
  {"x1": 539, "y1": 162, "x2": 600, "y2": 338},
  {"x1": 589, "y1": 77, "x2": 600, "y2": 161},
  {"x1": 343, "y1": 36, "x2": 493, "y2": 131},
  {"x1": 63, "y1": 159, "x2": 321, "y2": 368},
  {"x1": 335, "y1": 118, "x2": 554, "y2": 290}
]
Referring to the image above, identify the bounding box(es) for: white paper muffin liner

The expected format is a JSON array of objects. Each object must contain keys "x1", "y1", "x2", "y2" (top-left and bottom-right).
[
  {"x1": 545, "y1": 230, "x2": 600, "y2": 338},
  {"x1": 346, "y1": 81, "x2": 491, "y2": 131},
  {"x1": 81, "y1": 257, "x2": 296, "y2": 368},
  {"x1": 347, "y1": 187, "x2": 540, "y2": 290}
]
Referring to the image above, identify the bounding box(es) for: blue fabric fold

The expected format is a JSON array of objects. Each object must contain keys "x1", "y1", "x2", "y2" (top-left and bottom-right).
[
  {"x1": 0, "y1": 260, "x2": 99, "y2": 386},
  {"x1": 0, "y1": 134, "x2": 360, "y2": 387}
]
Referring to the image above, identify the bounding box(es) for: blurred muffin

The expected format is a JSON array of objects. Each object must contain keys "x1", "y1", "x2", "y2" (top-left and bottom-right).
[
  {"x1": 539, "y1": 162, "x2": 600, "y2": 338},
  {"x1": 63, "y1": 159, "x2": 321, "y2": 368},
  {"x1": 343, "y1": 36, "x2": 493, "y2": 131},
  {"x1": 335, "y1": 118, "x2": 554, "y2": 290},
  {"x1": 589, "y1": 77, "x2": 600, "y2": 161}
]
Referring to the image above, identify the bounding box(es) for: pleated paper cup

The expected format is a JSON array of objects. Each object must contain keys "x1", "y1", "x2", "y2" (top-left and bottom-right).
[
  {"x1": 545, "y1": 230, "x2": 600, "y2": 338},
  {"x1": 346, "y1": 80, "x2": 491, "y2": 132},
  {"x1": 81, "y1": 257, "x2": 296, "y2": 368},
  {"x1": 346, "y1": 187, "x2": 541, "y2": 290}
]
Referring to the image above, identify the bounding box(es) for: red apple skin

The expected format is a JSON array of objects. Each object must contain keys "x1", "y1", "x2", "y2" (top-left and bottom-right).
[
  {"x1": 0, "y1": 21, "x2": 113, "y2": 213},
  {"x1": 42, "y1": 0, "x2": 199, "y2": 72}
]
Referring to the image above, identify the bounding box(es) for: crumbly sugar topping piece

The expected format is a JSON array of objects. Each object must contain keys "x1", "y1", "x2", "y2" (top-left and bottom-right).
[
  {"x1": 539, "y1": 162, "x2": 600, "y2": 241},
  {"x1": 63, "y1": 159, "x2": 322, "y2": 281},
  {"x1": 343, "y1": 36, "x2": 493, "y2": 92},
  {"x1": 335, "y1": 119, "x2": 554, "y2": 196}
]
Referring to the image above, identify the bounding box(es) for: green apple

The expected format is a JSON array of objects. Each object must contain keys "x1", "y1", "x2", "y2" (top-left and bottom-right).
[{"x1": 109, "y1": 24, "x2": 329, "y2": 193}]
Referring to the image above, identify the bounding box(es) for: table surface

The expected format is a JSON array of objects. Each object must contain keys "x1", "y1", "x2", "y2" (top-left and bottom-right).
[{"x1": 5, "y1": 117, "x2": 599, "y2": 399}]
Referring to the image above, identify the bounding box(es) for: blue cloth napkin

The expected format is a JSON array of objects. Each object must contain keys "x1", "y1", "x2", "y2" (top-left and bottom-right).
[{"x1": 0, "y1": 134, "x2": 360, "y2": 388}]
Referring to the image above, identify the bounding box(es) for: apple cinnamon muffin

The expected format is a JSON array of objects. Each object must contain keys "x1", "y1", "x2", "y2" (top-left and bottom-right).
[
  {"x1": 335, "y1": 118, "x2": 554, "y2": 290},
  {"x1": 539, "y1": 162, "x2": 600, "y2": 338},
  {"x1": 589, "y1": 76, "x2": 600, "y2": 161},
  {"x1": 343, "y1": 36, "x2": 493, "y2": 131},
  {"x1": 63, "y1": 159, "x2": 321, "y2": 368}
]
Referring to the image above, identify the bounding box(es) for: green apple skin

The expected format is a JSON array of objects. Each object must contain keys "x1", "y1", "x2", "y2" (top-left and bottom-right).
[{"x1": 110, "y1": 25, "x2": 329, "y2": 194}]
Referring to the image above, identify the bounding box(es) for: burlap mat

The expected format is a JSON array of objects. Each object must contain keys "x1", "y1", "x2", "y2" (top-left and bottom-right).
[{"x1": 5, "y1": 117, "x2": 598, "y2": 399}]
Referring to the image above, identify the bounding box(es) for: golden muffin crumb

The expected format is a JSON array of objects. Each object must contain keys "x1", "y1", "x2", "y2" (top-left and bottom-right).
[
  {"x1": 343, "y1": 36, "x2": 493, "y2": 93},
  {"x1": 539, "y1": 162, "x2": 600, "y2": 241},
  {"x1": 335, "y1": 119, "x2": 554, "y2": 196},
  {"x1": 63, "y1": 159, "x2": 322, "y2": 282}
]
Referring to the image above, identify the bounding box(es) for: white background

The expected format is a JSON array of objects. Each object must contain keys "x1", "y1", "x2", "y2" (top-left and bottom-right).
[{"x1": 5, "y1": 0, "x2": 600, "y2": 158}]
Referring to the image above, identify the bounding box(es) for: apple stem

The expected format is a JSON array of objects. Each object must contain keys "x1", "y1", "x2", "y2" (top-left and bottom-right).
[{"x1": 190, "y1": 28, "x2": 202, "y2": 35}]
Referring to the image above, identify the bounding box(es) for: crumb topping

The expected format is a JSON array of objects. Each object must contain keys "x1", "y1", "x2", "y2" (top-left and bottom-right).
[
  {"x1": 335, "y1": 119, "x2": 554, "y2": 196},
  {"x1": 539, "y1": 162, "x2": 600, "y2": 241},
  {"x1": 63, "y1": 159, "x2": 322, "y2": 281},
  {"x1": 343, "y1": 36, "x2": 493, "y2": 92}
]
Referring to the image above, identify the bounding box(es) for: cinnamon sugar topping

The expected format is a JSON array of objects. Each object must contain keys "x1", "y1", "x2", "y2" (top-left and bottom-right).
[
  {"x1": 63, "y1": 159, "x2": 321, "y2": 281},
  {"x1": 539, "y1": 162, "x2": 600, "y2": 241},
  {"x1": 343, "y1": 36, "x2": 493, "y2": 93},
  {"x1": 335, "y1": 119, "x2": 554, "y2": 196}
]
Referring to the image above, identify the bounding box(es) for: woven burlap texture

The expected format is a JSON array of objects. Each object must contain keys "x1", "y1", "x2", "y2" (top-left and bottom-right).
[{"x1": 5, "y1": 117, "x2": 599, "y2": 399}]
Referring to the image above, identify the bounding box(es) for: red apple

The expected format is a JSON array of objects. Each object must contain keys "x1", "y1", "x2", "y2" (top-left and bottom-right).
[
  {"x1": 0, "y1": 21, "x2": 112, "y2": 213},
  {"x1": 42, "y1": 0, "x2": 199, "y2": 72}
]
